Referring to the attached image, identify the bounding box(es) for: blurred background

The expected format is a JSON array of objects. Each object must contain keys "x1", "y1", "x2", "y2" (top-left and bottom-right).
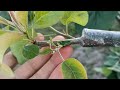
[{"x1": 1, "y1": 11, "x2": 120, "y2": 79}]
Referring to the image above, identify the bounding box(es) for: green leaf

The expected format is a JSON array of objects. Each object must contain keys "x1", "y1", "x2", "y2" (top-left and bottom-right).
[
  {"x1": 117, "y1": 72, "x2": 120, "y2": 79},
  {"x1": 110, "y1": 47, "x2": 120, "y2": 56},
  {"x1": 107, "y1": 71, "x2": 118, "y2": 79},
  {"x1": 108, "y1": 61, "x2": 120, "y2": 73},
  {"x1": 33, "y1": 11, "x2": 64, "y2": 29},
  {"x1": 15, "y1": 11, "x2": 28, "y2": 29},
  {"x1": 39, "y1": 48, "x2": 52, "y2": 55},
  {"x1": 104, "y1": 55, "x2": 119, "y2": 67},
  {"x1": 62, "y1": 58, "x2": 87, "y2": 79},
  {"x1": 0, "y1": 30, "x2": 23, "y2": 63},
  {"x1": 61, "y1": 11, "x2": 88, "y2": 26},
  {"x1": 23, "y1": 44, "x2": 39, "y2": 59},
  {"x1": 0, "y1": 63, "x2": 14, "y2": 78},
  {"x1": 94, "y1": 67, "x2": 112, "y2": 77},
  {"x1": 10, "y1": 39, "x2": 29, "y2": 64},
  {"x1": 58, "y1": 41, "x2": 71, "y2": 47}
]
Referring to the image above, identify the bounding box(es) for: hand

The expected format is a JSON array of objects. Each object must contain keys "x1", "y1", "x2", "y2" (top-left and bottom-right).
[{"x1": 2, "y1": 34, "x2": 73, "y2": 79}]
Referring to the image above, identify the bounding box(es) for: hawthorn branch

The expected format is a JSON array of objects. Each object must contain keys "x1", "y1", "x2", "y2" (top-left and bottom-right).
[{"x1": 35, "y1": 28, "x2": 120, "y2": 47}]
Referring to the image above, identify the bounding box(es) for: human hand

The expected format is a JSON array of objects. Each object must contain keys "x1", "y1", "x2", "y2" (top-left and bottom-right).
[{"x1": 2, "y1": 34, "x2": 73, "y2": 79}]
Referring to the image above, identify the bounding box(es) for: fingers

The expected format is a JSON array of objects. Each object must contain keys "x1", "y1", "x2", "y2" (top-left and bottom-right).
[
  {"x1": 3, "y1": 33, "x2": 44, "y2": 70},
  {"x1": 49, "y1": 63, "x2": 63, "y2": 79},
  {"x1": 52, "y1": 35, "x2": 65, "y2": 41},
  {"x1": 30, "y1": 36, "x2": 73, "y2": 79},
  {"x1": 3, "y1": 52, "x2": 18, "y2": 69},
  {"x1": 14, "y1": 54, "x2": 52, "y2": 79},
  {"x1": 35, "y1": 33, "x2": 44, "y2": 41}
]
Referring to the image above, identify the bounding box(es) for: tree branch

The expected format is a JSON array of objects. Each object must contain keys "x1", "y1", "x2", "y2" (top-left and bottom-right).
[
  {"x1": 8, "y1": 11, "x2": 26, "y2": 33},
  {"x1": 35, "y1": 28, "x2": 120, "y2": 47}
]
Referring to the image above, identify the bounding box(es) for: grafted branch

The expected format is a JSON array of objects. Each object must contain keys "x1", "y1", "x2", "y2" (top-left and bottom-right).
[{"x1": 34, "y1": 28, "x2": 120, "y2": 47}]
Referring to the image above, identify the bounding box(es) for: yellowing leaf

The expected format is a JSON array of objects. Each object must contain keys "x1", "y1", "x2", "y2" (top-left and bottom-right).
[
  {"x1": 61, "y1": 11, "x2": 88, "y2": 26},
  {"x1": 15, "y1": 11, "x2": 28, "y2": 29},
  {"x1": 34, "y1": 11, "x2": 64, "y2": 29},
  {"x1": 0, "y1": 63, "x2": 14, "y2": 78},
  {"x1": 0, "y1": 30, "x2": 23, "y2": 63},
  {"x1": 62, "y1": 58, "x2": 87, "y2": 79}
]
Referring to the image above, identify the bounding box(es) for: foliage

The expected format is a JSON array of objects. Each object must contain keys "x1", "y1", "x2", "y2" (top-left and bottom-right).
[
  {"x1": 95, "y1": 47, "x2": 120, "y2": 79},
  {"x1": 22, "y1": 44, "x2": 40, "y2": 59},
  {"x1": 33, "y1": 11, "x2": 64, "y2": 29},
  {"x1": 0, "y1": 11, "x2": 88, "y2": 79},
  {"x1": 10, "y1": 39, "x2": 29, "y2": 64},
  {"x1": 93, "y1": 12, "x2": 120, "y2": 79},
  {"x1": 1, "y1": 11, "x2": 120, "y2": 79},
  {"x1": 62, "y1": 58, "x2": 87, "y2": 79},
  {"x1": 75, "y1": 11, "x2": 118, "y2": 36}
]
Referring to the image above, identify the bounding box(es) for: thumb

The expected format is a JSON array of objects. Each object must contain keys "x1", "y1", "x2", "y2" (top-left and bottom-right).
[{"x1": 35, "y1": 33, "x2": 44, "y2": 41}]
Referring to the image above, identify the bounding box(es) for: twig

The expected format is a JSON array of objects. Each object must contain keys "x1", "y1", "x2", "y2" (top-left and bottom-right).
[
  {"x1": 8, "y1": 11, "x2": 26, "y2": 33},
  {"x1": 49, "y1": 26, "x2": 74, "y2": 38}
]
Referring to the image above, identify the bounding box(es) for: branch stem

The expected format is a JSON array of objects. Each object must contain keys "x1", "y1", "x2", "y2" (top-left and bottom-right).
[
  {"x1": 49, "y1": 26, "x2": 74, "y2": 38},
  {"x1": 8, "y1": 11, "x2": 26, "y2": 33}
]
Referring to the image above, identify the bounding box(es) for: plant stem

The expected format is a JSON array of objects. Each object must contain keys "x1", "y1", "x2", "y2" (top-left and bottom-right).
[
  {"x1": 8, "y1": 11, "x2": 26, "y2": 33},
  {"x1": 49, "y1": 26, "x2": 74, "y2": 38},
  {"x1": 35, "y1": 28, "x2": 120, "y2": 47},
  {"x1": 57, "y1": 49, "x2": 64, "y2": 61}
]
